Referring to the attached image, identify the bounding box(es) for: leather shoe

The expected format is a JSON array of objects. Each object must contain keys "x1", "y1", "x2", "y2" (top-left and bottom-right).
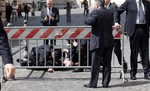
[
  {"x1": 84, "y1": 84, "x2": 97, "y2": 88},
  {"x1": 102, "y1": 85, "x2": 108, "y2": 88},
  {"x1": 130, "y1": 75, "x2": 136, "y2": 80},
  {"x1": 123, "y1": 62, "x2": 128, "y2": 73},
  {"x1": 144, "y1": 74, "x2": 150, "y2": 80},
  {"x1": 72, "y1": 68, "x2": 84, "y2": 72}
]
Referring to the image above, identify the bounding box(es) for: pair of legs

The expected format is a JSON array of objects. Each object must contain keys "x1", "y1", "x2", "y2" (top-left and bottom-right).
[
  {"x1": 85, "y1": 46, "x2": 113, "y2": 87},
  {"x1": 66, "y1": 13, "x2": 71, "y2": 23},
  {"x1": 130, "y1": 24, "x2": 150, "y2": 80},
  {"x1": 24, "y1": 12, "x2": 29, "y2": 20},
  {"x1": 84, "y1": 8, "x2": 88, "y2": 16},
  {"x1": 114, "y1": 39, "x2": 128, "y2": 72}
]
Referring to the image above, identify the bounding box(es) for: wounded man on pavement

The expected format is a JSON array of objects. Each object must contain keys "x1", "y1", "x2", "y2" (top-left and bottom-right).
[{"x1": 16, "y1": 45, "x2": 73, "y2": 72}]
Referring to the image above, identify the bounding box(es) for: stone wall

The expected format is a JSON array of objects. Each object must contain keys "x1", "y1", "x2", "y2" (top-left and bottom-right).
[{"x1": 0, "y1": 0, "x2": 6, "y2": 22}]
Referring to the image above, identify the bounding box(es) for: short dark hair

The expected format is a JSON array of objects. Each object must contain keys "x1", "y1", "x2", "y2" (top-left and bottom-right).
[
  {"x1": 95, "y1": 0, "x2": 104, "y2": 7},
  {"x1": 99, "y1": 0, "x2": 105, "y2": 7}
]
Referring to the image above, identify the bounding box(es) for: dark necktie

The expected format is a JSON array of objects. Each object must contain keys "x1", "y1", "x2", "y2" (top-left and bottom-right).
[{"x1": 138, "y1": 0, "x2": 145, "y2": 23}]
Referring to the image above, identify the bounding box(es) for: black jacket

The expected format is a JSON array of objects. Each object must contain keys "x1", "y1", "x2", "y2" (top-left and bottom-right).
[
  {"x1": 41, "y1": 7, "x2": 60, "y2": 26},
  {"x1": 29, "y1": 45, "x2": 61, "y2": 66},
  {"x1": 85, "y1": 8, "x2": 114, "y2": 51},
  {"x1": 114, "y1": 0, "x2": 150, "y2": 37}
]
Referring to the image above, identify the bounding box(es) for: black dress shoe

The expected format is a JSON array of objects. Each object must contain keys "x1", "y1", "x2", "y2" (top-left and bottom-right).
[
  {"x1": 84, "y1": 84, "x2": 97, "y2": 88},
  {"x1": 130, "y1": 76, "x2": 137, "y2": 80},
  {"x1": 144, "y1": 74, "x2": 150, "y2": 80},
  {"x1": 123, "y1": 62, "x2": 128, "y2": 73},
  {"x1": 102, "y1": 85, "x2": 108, "y2": 88},
  {"x1": 72, "y1": 68, "x2": 84, "y2": 72}
]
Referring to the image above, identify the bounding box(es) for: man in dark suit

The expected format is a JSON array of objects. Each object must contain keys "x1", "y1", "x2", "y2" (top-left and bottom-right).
[
  {"x1": 5, "y1": 2, "x2": 13, "y2": 23},
  {"x1": 84, "y1": 0, "x2": 114, "y2": 88},
  {"x1": 105, "y1": 0, "x2": 128, "y2": 73},
  {"x1": 0, "y1": 11, "x2": 15, "y2": 80},
  {"x1": 41, "y1": 0, "x2": 59, "y2": 45},
  {"x1": 114, "y1": 0, "x2": 150, "y2": 80}
]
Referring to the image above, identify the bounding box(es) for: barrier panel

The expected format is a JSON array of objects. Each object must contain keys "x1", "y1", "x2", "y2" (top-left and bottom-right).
[{"x1": 1, "y1": 26, "x2": 126, "y2": 83}]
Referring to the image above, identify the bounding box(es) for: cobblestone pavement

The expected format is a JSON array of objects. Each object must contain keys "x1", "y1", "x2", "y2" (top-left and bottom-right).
[{"x1": 1, "y1": 8, "x2": 150, "y2": 91}]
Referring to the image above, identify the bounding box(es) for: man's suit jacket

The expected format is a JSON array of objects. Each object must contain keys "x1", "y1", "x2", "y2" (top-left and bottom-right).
[
  {"x1": 0, "y1": 17, "x2": 13, "y2": 65},
  {"x1": 85, "y1": 8, "x2": 114, "y2": 51},
  {"x1": 108, "y1": 2, "x2": 118, "y2": 13},
  {"x1": 114, "y1": 0, "x2": 150, "y2": 37},
  {"x1": 41, "y1": 7, "x2": 59, "y2": 26}
]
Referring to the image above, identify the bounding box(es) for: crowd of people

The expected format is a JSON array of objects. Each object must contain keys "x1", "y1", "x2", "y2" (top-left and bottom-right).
[
  {"x1": 1, "y1": 0, "x2": 150, "y2": 89},
  {"x1": 5, "y1": 1, "x2": 36, "y2": 24}
]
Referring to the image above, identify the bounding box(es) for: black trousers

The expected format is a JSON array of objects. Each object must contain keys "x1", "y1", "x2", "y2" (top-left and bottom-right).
[
  {"x1": 89, "y1": 46, "x2": 113, "y2": 87},
  {"x1": 114, "y1": 39, "x2": 126, "y2": 65},
  {"x1": 0, "y1": 32, "x2": 13, "y2": 65},
  {"x1": 130, "y1": 24, "x2": 150, "y2": 76},
  {"x1": 24, "y1": 12, "x2": 29, "y2": 20},
  {"x1": 6, "y1": 15, "x2": 11, "y2": 22}
]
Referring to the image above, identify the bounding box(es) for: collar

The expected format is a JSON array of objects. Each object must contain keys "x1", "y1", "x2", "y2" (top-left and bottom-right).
[
  {"x1": 105, "y1": 2, "x2": 111, "y2": 9},
  {"x1": 47, "y1": 7, "x2": 52, "y2": 10},
  {"x1": 136, "y1": 0, "x2": 143, "y2": 3}
]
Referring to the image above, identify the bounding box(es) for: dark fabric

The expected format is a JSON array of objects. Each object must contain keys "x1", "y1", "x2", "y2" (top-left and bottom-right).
[
  {"x1": 0, "y1": 18, "x2": 13, "y2": 64},
  {"x1": 114, "y1": 0, "x2": 150, "y2": 76},
  {"x1": 85, "y1": 8, "x2": 114, "y2": 51},
  {"x1": 70, "y1": 40, "x2": 91, "y2": 66},
  {"x1": 41, "y1": 7, "x2": 59, "y2": 26},
  {"x1": 6, "y1": 5, "x2": 13, "y2": 22},
  {"x1": 85, "y1": 7, "x2": 114, "y2": 87},
  {"x1": 24, "y1": 4, "x2": 30, "y2": 13},
  {"x1": 89, "y1": 47, "x2": 113, "y2": 87},
  {"x1": 114, "y1": 0, "x2": 150, "y2": 77},
  {"x1": 114, "y1": 40, "x2": 125, "y2": 65},
  {"x1": 29, "y1": 45, "x2": 61, "y2": 66},
  {"x1": 114, "y1": 0, "x2": 150, "y2": 37},
  {"x1": 130, "y1": 24, "x2": 150, "y2": 75},
  {"x1": 108, "y1": 2, "x2": 126, "y2": 65},
  {"x1": 41, "y1": 7, "x2": 59, "y2": 45}
]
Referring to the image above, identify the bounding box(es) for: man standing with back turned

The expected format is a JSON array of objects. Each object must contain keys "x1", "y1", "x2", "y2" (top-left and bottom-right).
[
  {"x1": 114, "y1": 0, "x2": 150, "y2": 80},
  {"x1": 41, "y1": 0, "x2": 60, "y2": 45},
  {"x1": 84, "y1": 0, "x2": 114, "y2": 88}
]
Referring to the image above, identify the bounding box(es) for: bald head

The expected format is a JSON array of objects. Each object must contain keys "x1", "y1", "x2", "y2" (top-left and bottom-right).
[{"x1": 46, "y1": 0, "x2": 53, "y2": 8}]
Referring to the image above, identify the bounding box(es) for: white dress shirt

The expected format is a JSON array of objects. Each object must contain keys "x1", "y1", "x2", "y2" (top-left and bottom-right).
[
  {"x1": 47, "y1": 7, "x2": 52, "y2": 16},
  {"x1": 105, "y1": 3, "x2": 111, "y2": 9}
]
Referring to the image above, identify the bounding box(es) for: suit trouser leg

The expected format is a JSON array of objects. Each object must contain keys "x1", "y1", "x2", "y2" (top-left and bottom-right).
[
  {"x1": 140, "y1": 31, "x2": 150, "y2": 75},
  {"x1": 130, "y1": 29, "x2": 140, "y2": 76},
  {"x1": 102, "y1": 47, "x2": 113, "y2": 86},
  {"x1": 130, "y1": 26, "x2": 150, "y2": 76},
  {"x1": 114, "y1": 39, "x2": 125, "y2": 65},
  {"x1": 89, "y1": 49, "x2": 100, "y2": 86}
]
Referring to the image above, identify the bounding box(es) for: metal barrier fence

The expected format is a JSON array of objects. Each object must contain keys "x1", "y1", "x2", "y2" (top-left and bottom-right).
[{"x1": 1, "y1": 26, "x2": 126, "y2": 83}]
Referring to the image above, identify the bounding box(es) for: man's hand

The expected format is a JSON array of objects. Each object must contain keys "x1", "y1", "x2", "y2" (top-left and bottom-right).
[
  {"x1": 63, "y1": 58, "x2": 73, "y2": 66},
  {"x1": 49, "y1": 16, "x2": 55, "y2": 20},
  {"x1": 4, "y1": 64, "x2": 15, "y2": 80},
  {"x1": 44, "y1": 16, "x2": 49, "y2": 20},
  {"x1": 113, "y1": 23, "x2": 121, "y2": 30}
]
